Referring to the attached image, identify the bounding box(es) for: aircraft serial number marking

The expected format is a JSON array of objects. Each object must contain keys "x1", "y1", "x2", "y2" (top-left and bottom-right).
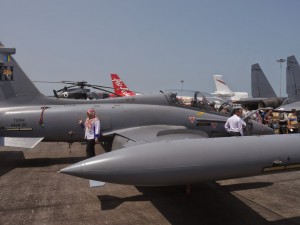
[
  {"x1": 11, "y1": 123, "x2": 27, "y2": 127},
  {"x1": 11, "y1": 118, "x2": 27, "y2": 127},
  {"x1": 13, "y1": 118, "x2": 25, "y2": 122}
]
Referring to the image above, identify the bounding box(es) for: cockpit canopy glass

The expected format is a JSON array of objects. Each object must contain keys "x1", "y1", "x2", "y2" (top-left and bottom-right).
[{"x1": 166, "y1": 89, "x2": 229, "y2": 113}]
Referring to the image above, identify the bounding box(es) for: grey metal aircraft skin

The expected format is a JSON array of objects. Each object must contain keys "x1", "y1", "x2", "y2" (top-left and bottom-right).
[
  {"x1": 235, "y1": 64, "x2": 285, "y2": 109},
  {"x1": 251, "y1": 63, "x2": 277, "y2": 98},
  {"x1": 60, "y1": 134, "x2": 300, "y2": 186},
  {"x1": 0, "y1": 42, "x2": 273, "y2": 149},
  {"x1": 280, "y1": 55, "x2": 300, "y2": 111}
]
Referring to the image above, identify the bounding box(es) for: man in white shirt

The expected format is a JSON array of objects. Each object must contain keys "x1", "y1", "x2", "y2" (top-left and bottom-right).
[{"x1": 224, "y1": 108, "x2": 246, "y2": 136}]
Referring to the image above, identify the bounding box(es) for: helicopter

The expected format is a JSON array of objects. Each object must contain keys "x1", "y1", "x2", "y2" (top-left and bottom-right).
[{"x1": 33, "y1": 80, "x2": 120, "y2": 99}]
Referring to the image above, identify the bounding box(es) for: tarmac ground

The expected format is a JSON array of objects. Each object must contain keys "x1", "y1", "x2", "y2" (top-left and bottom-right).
[{"x1": 0, "y1": 142, "x2": 300, "y2": 225}]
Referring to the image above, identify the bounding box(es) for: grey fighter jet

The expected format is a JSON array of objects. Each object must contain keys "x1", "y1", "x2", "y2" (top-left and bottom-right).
[{"x1": 0, "y1": 42, "x2": 272, "y2": 149}]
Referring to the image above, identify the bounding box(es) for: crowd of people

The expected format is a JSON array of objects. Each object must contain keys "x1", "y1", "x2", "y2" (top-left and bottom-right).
[
  {"x1": 251, "y1": 107, "x2": 298, "y2": 134},
  {"x1": 226, "y1": 106, "x2": 299, "y2": 135}
]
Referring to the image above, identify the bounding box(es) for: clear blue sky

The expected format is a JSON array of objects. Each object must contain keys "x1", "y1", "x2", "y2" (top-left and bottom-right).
[{"x1": 1, "y1": 0, "x2": 299, "y2": 96}]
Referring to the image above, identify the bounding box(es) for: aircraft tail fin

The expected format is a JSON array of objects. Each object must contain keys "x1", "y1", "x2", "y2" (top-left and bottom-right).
[
  {"x1": 111, "y1": 74, "x2": 136, "y2": 96},
  {"x1": 251, "y1": 64, "x2": 277, "y2": 98},
  {"x1": 0, "y1": 43, "x2": 44, "y2": 105},
  {"x1": 213, "y1": 75, "x2": 233, "y2": 96},
  {"x1": 286, "y1": 55, "x2": 300, "y2": 98}
]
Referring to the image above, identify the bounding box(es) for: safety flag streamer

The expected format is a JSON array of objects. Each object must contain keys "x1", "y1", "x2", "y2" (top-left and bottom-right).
[{"x1": 39, "y1": 106, "x2": 49, "y2": 127}]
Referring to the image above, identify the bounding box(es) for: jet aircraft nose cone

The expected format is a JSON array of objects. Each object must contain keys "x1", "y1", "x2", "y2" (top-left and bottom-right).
[{"x1": 60, "y1": 163, "x2": 82, "y2": 177}]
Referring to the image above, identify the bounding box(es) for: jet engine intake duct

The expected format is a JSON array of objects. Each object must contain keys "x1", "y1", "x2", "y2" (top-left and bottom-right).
[{"x1": 258, "y1": 97, "x2": 285, "y2": 109}]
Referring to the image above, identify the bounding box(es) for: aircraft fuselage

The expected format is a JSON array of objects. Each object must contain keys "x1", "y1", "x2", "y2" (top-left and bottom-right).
[{"x1": 0, "y1": 103, "x2": 231, "y2": 142}]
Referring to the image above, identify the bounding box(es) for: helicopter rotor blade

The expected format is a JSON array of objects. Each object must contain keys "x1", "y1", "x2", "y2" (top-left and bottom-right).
[
  {"x1": 61, "y1": 80, "x2": 88, "y2": 85},
  {"x1": 85, "y1": 84, "x2": 115, "y2": 90},
  {"x1": 91, "y1": 86, "x2": 121, "y2": 97},
  {"x1": 32, "y1": 81, "x2": 65, "y2": 84}
]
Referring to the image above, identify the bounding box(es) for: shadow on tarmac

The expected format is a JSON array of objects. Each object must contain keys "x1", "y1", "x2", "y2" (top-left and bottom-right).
[
  {"x1": 98, "y1": 182, "x2": 273, "y2": 210},
  {"x1": 0, "y1": 150, "x2": 85, "y2": 177},
  {"x1": 17, "y1": 156, "x2": 86, "y2": 167},
  {"x1": 0, "y1": 151, "x2": 26, "y2": 177},
  {"x1": 97, "y1": 182, "x2": 299, "y2": 225}
]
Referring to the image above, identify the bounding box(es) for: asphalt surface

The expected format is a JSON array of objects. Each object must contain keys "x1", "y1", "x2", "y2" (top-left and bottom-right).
[{"x1": 0, "y1": 142, "x2": 300, "y2": 225}]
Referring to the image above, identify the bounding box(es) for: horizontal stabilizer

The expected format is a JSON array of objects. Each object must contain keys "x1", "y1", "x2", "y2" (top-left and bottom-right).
[
  {"x1": 0, "y1": 137, "x2": 44, "y2": 148},
  {"x1": 89, "y1": 180, "x2": 105, "y2": 187}
]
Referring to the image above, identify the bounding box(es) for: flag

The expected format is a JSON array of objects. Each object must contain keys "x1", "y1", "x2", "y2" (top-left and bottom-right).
[{"x1": 4, "y1": 55, "x2": 11, "y2": 62}]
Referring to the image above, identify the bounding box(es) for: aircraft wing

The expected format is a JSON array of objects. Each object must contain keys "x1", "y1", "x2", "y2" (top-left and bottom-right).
[
  {"x1": 0, "y1": 137, "x2": 44, "y2": 148},
  {"x1": 277, "y1": 102, "x2": 300, "y2": 111},
  {"x1": 103, "y1": 125, "x2": 209, "y2": 150}
]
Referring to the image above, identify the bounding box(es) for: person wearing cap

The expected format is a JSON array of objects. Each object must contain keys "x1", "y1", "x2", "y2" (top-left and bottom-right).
[
  {"x1": 287, "y1": 109, "x2": 299, "y2": 133},
  {"x1": 78, "y1": 108, "x2": 101, "y2": 157},
  {"x1": 278, "y1": 108, "x2": 288, "y2": 134},
  {"x1": 224, "y1": 108, "x2": 246, "y2": 136}
]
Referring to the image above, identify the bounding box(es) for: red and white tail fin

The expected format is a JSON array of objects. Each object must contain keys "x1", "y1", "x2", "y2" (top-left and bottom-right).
[{"x1": 111, "y1": 74, "x2": 136, "y2": 96}]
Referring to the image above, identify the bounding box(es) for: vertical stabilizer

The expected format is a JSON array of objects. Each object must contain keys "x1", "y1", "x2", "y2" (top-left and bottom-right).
[
  {"x1": 111, "y1": 74, "x2": 136, "y2": 96},
  {"x1": 286, "y1": 55, "x2": 300, "y2": 98},
  {"x1": 251, "y1": 64, "x2": 276, "y2": 98},
  {"x1": 0, "y1": 43, "x2": 43, "y2": 105},
  {"x1": 213, "y1": 75, "x2": 233, "y2": 96}
]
